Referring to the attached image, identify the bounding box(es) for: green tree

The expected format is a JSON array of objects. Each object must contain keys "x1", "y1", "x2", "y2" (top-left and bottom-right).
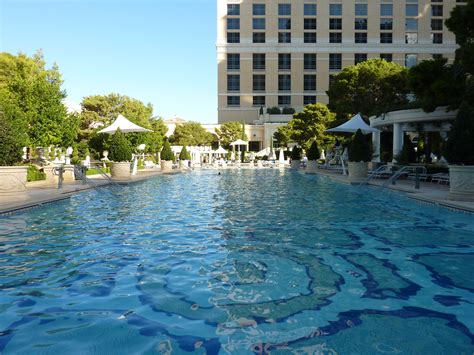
[
  {"x1": 408, "y1": 58, "x2": 465, "y2": 112},
  {"x1": 285, "y1": 103, "x2": 336, "y2": 149},
  {"x1": 445, "y1": 100, "x2": 474, "y2": 165},
  {"x1": 327, "y1": 58, "x2": 409, "y2": 119},
  {"x1": 161, "y1": 139, "x2": 175, "y2": 161},
  {"x1": 306, "y1": 141, "x2": 320, "y2": 161},
  {"x1": 170, "y1": 121, "x2": 215, "y2": 146},
  {"x1": 216, "y1": 121, "x2": 248, "y2": 148},
  {"x1": 109, "y1": 129, "x2": 132, "y2": 162},
  {"x1": 349, "y1": 129, "x2": 372, "y2": 162},
  {"x1": 179, "y1": 145, "x2": 191, "y2": 160},
  {"x1": 273, "y1": 124, "x2": 292, "y2": 147}
]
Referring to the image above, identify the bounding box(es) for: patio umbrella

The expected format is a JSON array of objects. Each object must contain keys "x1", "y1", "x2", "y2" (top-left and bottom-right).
[
  {"x1": 320, "y1": 149, "x2": 326, "y2": 160},
  {"x1": 279, "y1": 149, "x2": 285, "y2": 165},
  {"x1": 326, "y1": 113, "x2": 379, "y2": 134},
  {"x1": 98, "y1": 114, "x2": 152, "y2": 134}
]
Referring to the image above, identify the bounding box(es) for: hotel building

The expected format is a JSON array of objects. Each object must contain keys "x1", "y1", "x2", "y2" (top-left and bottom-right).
[{"x1": 217, "y1": 0, "x2": 463, "y2": 139}]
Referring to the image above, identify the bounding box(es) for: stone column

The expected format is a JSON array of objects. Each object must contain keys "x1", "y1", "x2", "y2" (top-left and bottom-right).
[
  {"x1": 392, "y1": 123, "x2": 403, "y2": 162},
  {"x1": 372, "y1": 131, "x2": 381, "y2": 162}
]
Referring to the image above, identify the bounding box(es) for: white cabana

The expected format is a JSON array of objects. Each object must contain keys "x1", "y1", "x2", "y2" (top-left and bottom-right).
[
  {"x1": 98, "y1": 114, "x2": 152, "y2": 134},
  {"x1": 326, "y1": 113, "x2": 380, "y2": 134}
]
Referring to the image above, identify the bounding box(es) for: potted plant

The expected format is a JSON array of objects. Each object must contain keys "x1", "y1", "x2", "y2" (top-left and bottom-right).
[
  {"x1": 109, "y1": 128, "x2": 132, "y2": 179},
  {"x1": 445, "y1": 101, "x2": 474, "y2": 201},
  {"x1": 348, "y1": 129, "x2": 371, "y2": 182},
  {"x1": 160, "y1": 139, "x2": 175, "y2": 172},
  {"x1": 290, "y1": 146, "x2": 302, "y2": 169},
  {"x1": 306, "y1": 141, "x2": 320, "y2": 173},
  {"x1": 179, "y1": 145, "x2": 191, "y2": 169}
]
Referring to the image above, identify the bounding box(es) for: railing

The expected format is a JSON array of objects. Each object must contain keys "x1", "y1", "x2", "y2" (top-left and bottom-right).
[
  {"x1": 360, "y1": 164, "x2": 390, "y2": 185},
  {"x1": 382, "y1": 165, "x2": 427, "y2": 187}
]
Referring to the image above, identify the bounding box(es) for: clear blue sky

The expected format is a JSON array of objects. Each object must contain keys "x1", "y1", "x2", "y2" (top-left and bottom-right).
[{"x1": 0, "y1": 0, "x2": 218, "y2": 123}]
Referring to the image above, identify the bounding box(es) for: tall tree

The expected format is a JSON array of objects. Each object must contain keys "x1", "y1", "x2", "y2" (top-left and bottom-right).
[
  {"x1": 215, "y1": 121, "x2": 248, "y2": 148},
  {"x1": 170, "y1": 121, "x2": 215, "y2": 146},
  {"x1": 327, "y1": 58, "x2": 409, "y2": 120}
]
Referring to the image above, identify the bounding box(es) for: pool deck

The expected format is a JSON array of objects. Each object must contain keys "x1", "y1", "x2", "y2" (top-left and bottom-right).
[
  {"x1": 310, "y1": 168, "x2": 474, "y2": 213},
  {"x1": 1, "y1": 167, "x2": 473, "y2": 215},
  {"x1": 0, "y1": 169, "x2": 180, "y2": 215}
]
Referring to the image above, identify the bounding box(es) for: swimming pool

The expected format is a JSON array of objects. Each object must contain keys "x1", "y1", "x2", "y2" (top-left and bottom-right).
[{"x1": 0, "y1": 169, "x2": 473, "y2": 354}]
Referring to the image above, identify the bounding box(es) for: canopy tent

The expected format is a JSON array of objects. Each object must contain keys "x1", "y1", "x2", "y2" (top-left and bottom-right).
[
  {"x1": 326, "y1": 113, "x2": 380, "y2": 134},
  {"x1": 98, "y1": 114, "x2": 152, "y2": 134},
  {"x1": 214, "y1": 146, "x2": 227, "y2": 154},
  {"x1": 230, "y1": 139, "x2": 248, "y2": 146}
]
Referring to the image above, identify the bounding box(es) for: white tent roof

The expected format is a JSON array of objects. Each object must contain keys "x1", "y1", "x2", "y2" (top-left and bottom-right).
[
  {"x1": 230, "y1": 139, "x2": 248, "y2": 146},
  {"x1": 326, "y1": 113, "x2": 380, "y2": 134},
  {"x1": 98, "y1": 114, "x2": 152, "y2": 134},
  {"x1": 214, "y1": 146, "x2": 227, "y2": 154}
]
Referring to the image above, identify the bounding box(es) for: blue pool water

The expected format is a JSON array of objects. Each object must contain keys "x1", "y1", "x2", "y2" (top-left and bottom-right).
[{"x1": 0, "y1": 170, "x2": 473, "y2": 354}]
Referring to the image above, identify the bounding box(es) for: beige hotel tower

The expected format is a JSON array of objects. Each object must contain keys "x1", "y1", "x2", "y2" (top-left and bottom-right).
[{"x1": 217, "y1": 0, "x2": 463, "y2": 130}]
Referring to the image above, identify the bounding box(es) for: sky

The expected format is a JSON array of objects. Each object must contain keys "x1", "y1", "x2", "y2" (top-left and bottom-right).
[{"x1": 0, "y1": 0, "x2": 218, "y2": 123}]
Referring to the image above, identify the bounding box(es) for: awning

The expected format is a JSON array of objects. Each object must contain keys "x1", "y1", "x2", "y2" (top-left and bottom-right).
[
  {"x1": 326, "y1": 113, "x2": 380, "y2": 134},
  {"x1": 98, "y1": 114, "x2": 152, "y2": 134}
]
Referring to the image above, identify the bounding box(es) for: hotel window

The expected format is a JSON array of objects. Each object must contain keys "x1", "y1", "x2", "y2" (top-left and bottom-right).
[
  {"x1": 253, "y1": 54, "x2": 266, "y2": 70},
  {"x1": 380, "y1": 33, "x2": 393, "y2": 43},
  {"x1": 304, "y1": 4, "x2": 317, "y2": 16},
  {"x1": 304, "y1": 96, "x2": 317, "y2": 105},
  {"x1": 304, "y1": 19, "x2": 317, "y2": 30},
  {"x1": 380, "y1": 18, "x2": 393, "y2": 30},
  {"x1": 227, "y1": 75, "x2": 240, "y2": 91},
  {"x1": 278, "y1": 32, "x2": 291, "y2": 43},
  {"x1": 330, "y1": 32, "x2": 342, "y2": 43},
  {"x1": 253, "y1": 75, "x2": 266, "y2": 92},
  {"x1": 253, "y1": 4, "x2": 265, "y2": 16},
  {"x1": 354, "y1": 53, "x2": 367, "y2": 64},
  {"x1": 405, "y1": 19, "x2": 418, "y2": 30},
  {"x1": 278, "y1": 95, "x2": 291, "y2": 106},
  {"x1": 304, "y1": 32, "x2": 317, "y2": 43},
  {"x1": 380, "y1": 53, "x2": 393, "y2": 62},
  {"x1": 253, "y1": 18, "x2": 265, "y2": 30},
  {"x1": 227, "y1": 96, "x2": 240, "y2": 106},
  {"x1": 406, "y1": 33, "x2": 418, "y2": 44},
  {"x1": 405, "y1": 54, "x2": 418, "y2": 68},
  {"x1": 406, "y1": 4, "x2": 418, "y2": 17},
  {"x1": 304, "y1": 54, "x2": 317, "y2": 70},
  {"x1": 278, "y1": 54, "x2": 291, "y2": 71},
  {"x1": 253, "y1": 96, "x2": 265, "y2": 106},
  {"x1": 304, "y1": 75, "x2": 316, "y2": 91},
  {"x1": 279, "y1": 4, "x2": 291, "y2": 16},
  {"x1": 279, "y1": 18, "x2": 291, "y2": 30},
  {"x1": 355, "y1": 4, "x2": 367, "y2": 16},
  {"x1": 278, "y1": 75, "x2": 291, "y2": 91},
  {"x1": 227, "y1": 54, "x2": 240, "y2": 71},
  {"x1": 329, "y1": 54, "x2": 342, "y2": 70},
  {"x1": 253, "y1": 32, "x2": 265, "y2": 43},
  {"x1": 355, "y1": 33, "x2": 367, "y2": 43},
  {"x1": 431, "y1": 19, "x2": 443, "y2": 30},
  {"x1": 227, "y1": 4, "x2": 240, "y2": 16},
  {"x1": 431, "y1": 5, "x2": 443, "y2": 16},
  {"x1": 355, "y1": 18, "x2": 367, "y2": 30},
  {"x1": 227, "y1": 32, "x2": 240, "y2": 43},
  {"x1": 227, "y1": 18, "x2": 240, "y2": 30},
  {"x1": 329, "y1": 4, "x2": 342, "y2": 16},
  {"x1": 380, "y1": 4, "x2": 393, "y2": 16},
  {"x1": 432, "y1": 33, "x2": 443, "y2": 44},
  {"x1": 330, "y1": 18, "x2": 342, "y2": 30}
]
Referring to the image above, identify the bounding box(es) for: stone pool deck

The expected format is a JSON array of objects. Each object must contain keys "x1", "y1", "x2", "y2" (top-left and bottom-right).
[
  {"x1": 0, "y1": 169, "x2": 180, "y2": 215},
  {"x1": 310, "y1": 168, "x2": 474, "y2": 213}
]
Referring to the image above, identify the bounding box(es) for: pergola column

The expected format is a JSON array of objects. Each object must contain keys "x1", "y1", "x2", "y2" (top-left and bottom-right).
[
  {"x1": 372, "y1": 131, "x2": 381, "y2": 162},
  {"x1": 393, "y1": 123, "x2": 404, "y2": 162}
]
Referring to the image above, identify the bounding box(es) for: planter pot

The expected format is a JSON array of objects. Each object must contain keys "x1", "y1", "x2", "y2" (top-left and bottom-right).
[
  {"x1": 179, "y1": 160, "x2": 189, "y2": 170},
  {"x1": 348, "y1": 161, "x2": 368, "y2": 183},
  {"x1": 161, "y1": 160, "x2": 174, "y2": 172},
  {"x1": 110, "y1": 162, "x2": 131, "y2": 179},
  {"x1": 290, "y1": 160, "x2": 301, "y2": 169},
  {"x1": 0, "y1": 166, "x2": 28, "y2": 193},
  {"x1": 448, "y1": 165, "x2": 474, "y2": 201},
  {"x1": 306, "y1": 160, "x2": 318, "y2": 173}
]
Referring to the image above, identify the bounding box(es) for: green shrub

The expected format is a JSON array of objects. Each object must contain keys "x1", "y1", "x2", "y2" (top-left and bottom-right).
[
  {"x1": 267, "y1": 106, "x2": 281, "y2": 114},
  {"x1": 282, "y1": 107, "x2": 296, "y2": 114},
  {"x1": 306, "y1": 141, "x2": 320, "y2": 161},
  {"x1": 109, "y1": 129, "x2": 132, "y2": 162},
  {"x1": 179, "y1": 145, "x2": 191, "y2": 160},
  {"x1": 349, "y1": 129, "x2": 371, "y2": 162},
  {"x1": 290, "y1": 146, "x2": 302, "y2": 160},
  {"x1": 395, "y1": 136, "x2": 416, "y2": 165},
  {"x1": 161, "y1": 140, "x2": 175, "y2": 161},
  {"x1": 381, "y1": 151, "x2": 393, "y2": 163},
  {"x1": 27, "y1": 165, "x2": 46, "y2": 182},
  {"x1": 445, "y1": 101, "x2": 474, "y2": 165}
]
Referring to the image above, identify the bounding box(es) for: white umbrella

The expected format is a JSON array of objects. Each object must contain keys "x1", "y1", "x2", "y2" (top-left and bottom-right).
[
  {"x1": 98, "y1": 114, "x2": 152, "y2": 134},
  {"x1": 320, "y1": 149, "x2": 326, "y2": 160},
  {"x1": 214, "y1": 146, "x2": 227, "y2": 154},
  {"x1": 230, "y1": 139, "x2": 248, "y2": 146},
  {"x1": 326, "y1": 113, "x2": 379, "y2": 134},
  {"x1": 279, "y1": 149, "x2": 285, "y2": 165}
]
